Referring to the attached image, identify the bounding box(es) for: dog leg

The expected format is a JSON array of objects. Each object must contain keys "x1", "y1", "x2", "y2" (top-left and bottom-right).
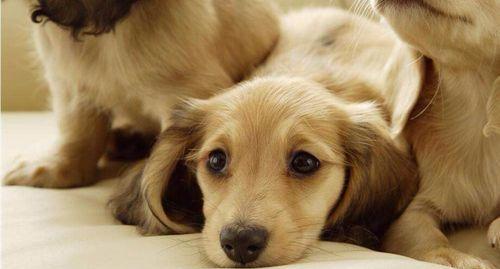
[
  {"x1": 383, "y1": 200, "x2": 495, "y2": 269},
  {"x1": 3, "y1": 84, "x2": 110, "y2": 188},
  {"x1": 488, "y1": 217, "x2": 500, "y2": 249}
]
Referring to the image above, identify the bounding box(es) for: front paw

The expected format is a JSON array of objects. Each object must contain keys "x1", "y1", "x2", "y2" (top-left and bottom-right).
[
  {"x1": 3, "y1": 156, "x2": 96, "y2": 188},
  {"x1": 488, "y1": 218, "x2": 500, "y2": 249},
  {"x1": 420, "y1": 247, "x2": 495, "y2": 269}
]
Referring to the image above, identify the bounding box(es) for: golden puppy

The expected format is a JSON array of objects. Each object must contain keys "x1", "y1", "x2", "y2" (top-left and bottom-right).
[
  {"x1": 4, "y1": 0, "x2": 278, "y2": 188},
  {"x1": 371, "y1": 0, "x2": 500, "y2": 268},
  {"x1": 110, "y1": 8, "x2": 423, "y2": 267}
]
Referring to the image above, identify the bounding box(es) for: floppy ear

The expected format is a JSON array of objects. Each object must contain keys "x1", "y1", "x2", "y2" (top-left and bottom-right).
[
  {"x1": 322, "y1": 102, "x2": 418, "y2": 248},
  {"x1": 484, "y1": 77, "x2": 500, "y2": 137},
  {"x1": 108, "y1": 100, "x2": 205, "y2": 234},
  {"x1": 381, "y1": 39, "x2": 426, "y2": 139}
]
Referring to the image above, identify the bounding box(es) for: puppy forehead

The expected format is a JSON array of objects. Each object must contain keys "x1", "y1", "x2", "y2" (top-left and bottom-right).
[
  {"x1": 201, "y1": 78, "x2": 346, "y2": 157},
  {"x1": 208, "y1": 77, "x2": 341, "y2": 126}
]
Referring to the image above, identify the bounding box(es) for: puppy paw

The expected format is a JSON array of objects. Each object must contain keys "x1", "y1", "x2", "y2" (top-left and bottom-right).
[
  {"x1": 3, "y1": 156, "x2": 95, "y2": 188},
  {"x1": 488, "y1": 218, "x2": 500, "y2": 249},
  {"x1": 420, "y1": 247, "x2": 495, "y2": 269}
]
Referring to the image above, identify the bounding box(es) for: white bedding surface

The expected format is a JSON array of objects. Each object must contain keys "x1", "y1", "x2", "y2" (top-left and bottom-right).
[{"x1": 1, "y1": 112, "x2": 495, "y2": 269}]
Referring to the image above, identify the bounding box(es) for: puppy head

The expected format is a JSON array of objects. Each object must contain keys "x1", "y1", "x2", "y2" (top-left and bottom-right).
[
  {"x1": 195, "y1": 77, "x2": 355, "y2": 266},
  {"x1": 30, "y1": 0, "x2": 138, "y2": 38},
  {"x1": 111, "y1": 77, "x2": 417, "y2": 267},
  {"x1": 372, "y1": 0, "x2": 500, "y2": 67}
]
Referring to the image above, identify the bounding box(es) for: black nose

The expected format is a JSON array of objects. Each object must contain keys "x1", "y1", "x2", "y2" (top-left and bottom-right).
[{"x1": 220, "y1": 224, "x2": 268, "y2": 264}]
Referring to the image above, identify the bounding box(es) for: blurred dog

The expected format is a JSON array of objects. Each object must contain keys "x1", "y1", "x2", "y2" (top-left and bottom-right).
[
  {"x1": 372, "y1": 0, "x2": 500, "y2": 268},
  {"x1": 110, "y1": 8, "x2": 423, "y2": 267},
  {"x1": 4, "y1": 0, "x2": 279, "y2": 187}
]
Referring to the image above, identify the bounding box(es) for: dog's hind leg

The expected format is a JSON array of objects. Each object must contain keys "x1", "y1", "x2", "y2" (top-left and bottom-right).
[{"x1": 383, "y1": 199, "x2": 495, "y2": 269}]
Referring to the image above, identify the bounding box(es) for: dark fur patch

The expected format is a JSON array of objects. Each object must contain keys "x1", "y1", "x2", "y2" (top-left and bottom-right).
[
  {"x1": 105, "y1": 128, "x2": 156, "y2": 161},
  {"x1": 31, "y1": 0, "x2": 138, "y2": 38},
  {"x1": 157, "y1": 102, "x2": 206, "y2": 230},
  {"x1": 322, "y1": 122, "x2": 418, "y2": 249},
  {"x1": 108, "y1": 158, "x2": 204, "y2": 233},
  {"x1": 108, "y1": 100, "x2": 207, "y2": 234},
  {"x1": 163, "y1": 162, "x2": 204, "y2": 230}
]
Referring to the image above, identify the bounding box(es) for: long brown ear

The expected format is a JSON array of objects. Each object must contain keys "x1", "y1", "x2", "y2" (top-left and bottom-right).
[
  {"x1": 322, "y1": 102, "x2": 418, "y2": 249},
  {"x1": 484, "y1": 77, "x2": 500, "y2": 137},
  {"x1": 381, "y1": 39, "x2": 426, "y2": 139},
  {"x1": 108, "y1": 100, "x2": 205, "y2": 234}
]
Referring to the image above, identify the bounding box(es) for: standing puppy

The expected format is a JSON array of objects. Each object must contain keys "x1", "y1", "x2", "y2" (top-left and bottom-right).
[
  {"x1": 372, "y1": 0, "x2": 500, "y2": 268},
  {"x1": 4, "y1": 0, "x2": 279, "y2": 188}
]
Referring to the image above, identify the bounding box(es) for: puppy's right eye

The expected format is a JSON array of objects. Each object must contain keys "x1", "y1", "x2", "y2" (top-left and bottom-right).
[
  {"x1": 207, "y1": 149, "x2": 227, "y2": 174},
  {"x1": 289, "y1": 151, "x2": 320, "y2": 177}
]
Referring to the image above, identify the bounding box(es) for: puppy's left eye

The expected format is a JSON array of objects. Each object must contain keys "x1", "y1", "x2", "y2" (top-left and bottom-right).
[
  {"x1": 289, "y1": 151, "x2": 320, "y2": 176},
  {"x1": 207, "y1": 149, "x2": 228, "y2": 174}
]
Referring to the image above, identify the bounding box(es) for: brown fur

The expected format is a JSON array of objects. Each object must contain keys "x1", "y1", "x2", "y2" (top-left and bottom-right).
[
  {"x1": 4, "y1": 0, "x2": 279, "y2": 188},
  {"x1": 110, "y1": 8, "x2": 421, "y2": 267},
  {"x1": 323, "y1": 119, "x2": 418, "y2": 248},
  {"x1": 372, "y1": 0, "x2": 500, "y2": 268}
]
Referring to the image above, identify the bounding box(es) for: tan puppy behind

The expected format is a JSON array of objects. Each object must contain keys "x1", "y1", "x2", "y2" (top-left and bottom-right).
[
  {"x1": 110, "y1": 8, "x2": 423, "y2": 267},
  {"x1": 4, "y1": 0, "x2": 279, "y2": 188},
  {"x1": 372, "y1": 0, "x2": 500, "y2": 268}
]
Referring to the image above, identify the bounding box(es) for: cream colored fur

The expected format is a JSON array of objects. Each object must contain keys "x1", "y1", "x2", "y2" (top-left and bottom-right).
[
  {"x1": 3, "y1": 0, "x2": 279, "y2": 188},
  {"x1": 109, "y1": 8, "x2": 422, "y2": 267},
  {"x1": 372, "y1": 0, "x2": 500, "y2": 268}
]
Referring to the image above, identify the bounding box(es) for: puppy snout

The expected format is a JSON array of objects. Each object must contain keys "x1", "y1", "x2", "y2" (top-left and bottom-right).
[{"x1": 219, "y1": 224, "x2": 268, "y2": 264}]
